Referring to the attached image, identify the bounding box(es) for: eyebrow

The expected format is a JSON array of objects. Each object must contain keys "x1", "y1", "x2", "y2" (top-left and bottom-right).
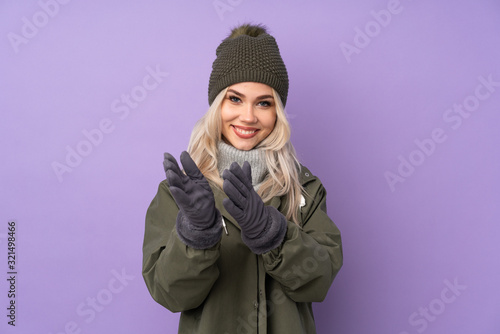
[{"x1": 227, "y1": 89, "x2": 274, "y2": 100}]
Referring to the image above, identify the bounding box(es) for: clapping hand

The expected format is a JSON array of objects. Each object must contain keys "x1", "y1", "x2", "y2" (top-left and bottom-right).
[
  {"x1": 222, "y1": 161, "x2": 287, "y2": 254},
  {"x1": 164, "y1": 151, "x2": 217, "y2": 229}
]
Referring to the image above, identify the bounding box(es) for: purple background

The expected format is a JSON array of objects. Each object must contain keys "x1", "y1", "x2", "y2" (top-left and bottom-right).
[{"x1": 1, "y1": 0, "x2": 499, "y2": 333}]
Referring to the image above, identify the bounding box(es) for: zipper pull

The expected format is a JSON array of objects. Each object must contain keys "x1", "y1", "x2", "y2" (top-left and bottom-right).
[{"x1": 221, "y1": 217, "x2": 228, "y2": 235}]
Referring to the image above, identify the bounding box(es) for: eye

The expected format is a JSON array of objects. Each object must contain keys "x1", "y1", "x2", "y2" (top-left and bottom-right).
[
  {"x1": 257, "y1": 100, "x2": 272, "y2": 107},
  {"x1": 228, "y1": 95, "x2": 241, "y2": 103}
]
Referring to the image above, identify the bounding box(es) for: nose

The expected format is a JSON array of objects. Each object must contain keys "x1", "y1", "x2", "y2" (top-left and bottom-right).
[{"x1": 239, "y1": 104, "x2": 258, "y2": 123}]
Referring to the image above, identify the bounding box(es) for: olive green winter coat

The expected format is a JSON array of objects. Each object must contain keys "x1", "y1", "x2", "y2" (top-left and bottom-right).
[{"x1": 142, "y1": 165, "x2": 343, "y2": 334}]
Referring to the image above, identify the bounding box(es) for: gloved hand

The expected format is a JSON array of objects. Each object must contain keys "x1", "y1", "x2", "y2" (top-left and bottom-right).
[
  {"x1": 222, "y1": 161, "x2": 287, "y2": 254},
  {"x1": 164, "y1": 151, "x2": 221, "y2": 249}
]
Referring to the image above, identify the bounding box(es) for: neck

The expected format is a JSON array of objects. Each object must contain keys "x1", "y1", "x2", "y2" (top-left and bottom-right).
[{"x1": 217, "y1": 141, "x2": 267, "y2": 187}]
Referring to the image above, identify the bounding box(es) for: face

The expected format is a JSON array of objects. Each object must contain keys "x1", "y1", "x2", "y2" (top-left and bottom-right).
[{"x1": 220, "y1": 82, "x2": 277, "y2": 151}]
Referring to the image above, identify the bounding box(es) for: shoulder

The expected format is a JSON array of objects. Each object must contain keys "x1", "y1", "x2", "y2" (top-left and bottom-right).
[
  {"x1": 151, "y1": 180, "x2": 178, "y2": 208},
  {"x1": 298, "y1": 164, "x2": 323, "y2": 187},
  {"x1": 298, "y1": 164, "x2": 328, "y2": 199},
  {"x1": 298, "y1": 164, "x2": 314, "y2": 184},
  {"x1": 157, "y1": 179, "x2": 171, "y2": 195},
  {"x1": 295, "y1": 164, "x2": 332, "y2": 225}
]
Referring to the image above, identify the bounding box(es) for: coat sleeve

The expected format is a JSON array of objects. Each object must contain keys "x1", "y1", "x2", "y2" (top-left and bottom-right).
[
  {"x1": 262, "y1": 178, "x2": 343, "y2": 302},
  {"x1": 142, "y1": 181, "x2": 221, "y2": 312}
]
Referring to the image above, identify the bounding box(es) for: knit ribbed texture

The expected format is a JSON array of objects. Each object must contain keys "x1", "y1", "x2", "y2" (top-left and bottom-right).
[
  {"x1": 208, "y1": 32, "x2": 289, "y2": 106},
  {"x1": 217, "y1": 141, "x2": 267, "y2": 187}
]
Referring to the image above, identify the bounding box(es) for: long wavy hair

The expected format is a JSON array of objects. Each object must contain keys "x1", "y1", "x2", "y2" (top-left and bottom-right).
[{"x1": 187, "y1": 88, "x2": 304, "y2": 225}]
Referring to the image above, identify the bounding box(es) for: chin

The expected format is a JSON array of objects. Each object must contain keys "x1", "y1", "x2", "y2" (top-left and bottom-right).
[
  {"x1": 234, "y1": 143, "x2": 255, "y2": 151},
  {"x1": 229, "y1": 139, "x2": 257, "y2": 151}
]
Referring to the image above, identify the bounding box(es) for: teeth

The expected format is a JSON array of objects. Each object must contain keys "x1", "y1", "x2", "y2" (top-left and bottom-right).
[{"x1": 235, "y1": 127, "x2": 256, "y2": 135}]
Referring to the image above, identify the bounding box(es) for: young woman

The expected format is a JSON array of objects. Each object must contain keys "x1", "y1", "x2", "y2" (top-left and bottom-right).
[{"x1": 142, "y1": 23, "x2": 343, "y2": 334}]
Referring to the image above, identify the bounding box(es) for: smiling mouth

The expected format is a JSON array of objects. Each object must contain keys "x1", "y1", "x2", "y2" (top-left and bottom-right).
[{"x1": 232, "y1": 125, "x2": 259, "y2": 138}]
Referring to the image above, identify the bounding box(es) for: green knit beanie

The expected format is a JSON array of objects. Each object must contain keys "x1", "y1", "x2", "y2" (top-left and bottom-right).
[{"x1": 208, "y1": 24, "x2": 289, "y2": 106}]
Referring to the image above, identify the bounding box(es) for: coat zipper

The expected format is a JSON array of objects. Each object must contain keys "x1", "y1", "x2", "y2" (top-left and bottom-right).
[{"x1": 221, "y1": 216, "x2": 228, "y2": 235}]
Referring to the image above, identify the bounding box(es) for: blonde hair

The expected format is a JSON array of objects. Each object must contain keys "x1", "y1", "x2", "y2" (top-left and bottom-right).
[{"x1": 188, "y1": 88, "x2": 304, "y2": 225}]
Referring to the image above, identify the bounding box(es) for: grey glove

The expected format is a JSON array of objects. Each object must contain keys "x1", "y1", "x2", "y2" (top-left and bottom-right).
[
  {"x1": 164, "y1": 151, "x2": 222, "y2": 249},
  {"x1": 222, "y1": 161, "x2": 287, "y2": 254}
]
